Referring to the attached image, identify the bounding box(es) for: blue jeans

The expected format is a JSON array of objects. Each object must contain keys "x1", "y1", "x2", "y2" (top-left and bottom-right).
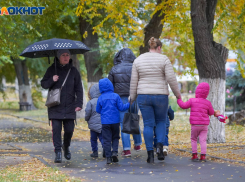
[
  {"x1": 138, "y1": 94, "x2": 168, "y2": 151},
  {"x1": 120, "y1": 96, "x2": 142, "y2": 150},
  {"x1": 154, "y1": 127, "x2": 169, "y2": 148},
  {"x1": 90, "y1": 130, "x2": 103, "y2": 152}
]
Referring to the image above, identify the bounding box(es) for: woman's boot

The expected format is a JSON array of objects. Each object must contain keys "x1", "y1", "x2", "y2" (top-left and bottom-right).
[
  {"x1": 107, "y1": 157, "x2": 112, "y2": 164},
  {"x1": 156, "y1": 143, "x2": 165, "y2": 160},
  {"x1": 62, "y1": 144, "x2": 71, "y2": 160},
  {"x1": 54, "y1": 151, "x2": 62, "y2": 163},
  {"x1": 147, "y1": 150, "x2": 154, "y2": 163}
]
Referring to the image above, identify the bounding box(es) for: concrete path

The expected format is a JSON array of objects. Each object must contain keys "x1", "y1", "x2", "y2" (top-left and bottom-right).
[
  {"x1": 0, "y1": 115, "x2": 245, "y2": 182},
  {"x1": 14, "y1": 142, "x2": 245, "y2": 182}
]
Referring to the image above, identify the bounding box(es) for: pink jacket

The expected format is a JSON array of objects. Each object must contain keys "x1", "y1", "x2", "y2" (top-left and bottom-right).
[{"x1": 177, "y1": 82, "x2": 214, "y2": 125}]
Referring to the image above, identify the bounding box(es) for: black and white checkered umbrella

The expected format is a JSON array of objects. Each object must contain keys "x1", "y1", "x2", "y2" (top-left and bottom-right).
[{"x1": 20, "y1": 38, "x2": 90, "y2": 58}]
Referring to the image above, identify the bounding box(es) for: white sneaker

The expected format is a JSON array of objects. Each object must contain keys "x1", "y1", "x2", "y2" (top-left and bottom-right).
[{"x1": 163, "y1": 148, "x2": 168, "y2": 156}]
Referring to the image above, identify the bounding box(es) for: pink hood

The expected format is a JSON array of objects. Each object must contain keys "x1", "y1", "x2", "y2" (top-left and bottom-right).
[
  {"x1": 195, "y1": 82, "x2": 210, "y2": 99},
  {"x1": 177, "y1": 82, "x2": 214, "y2": 125}
]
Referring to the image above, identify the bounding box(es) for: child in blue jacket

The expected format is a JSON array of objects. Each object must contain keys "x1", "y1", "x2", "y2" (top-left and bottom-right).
[{"x1": 96, "y1": 78, "x2": 129, "y2": 164}]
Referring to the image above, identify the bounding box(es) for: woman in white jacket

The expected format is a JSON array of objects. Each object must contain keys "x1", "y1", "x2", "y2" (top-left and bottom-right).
[{"x1": 130, "y1": 37, "x2": 181, "y2": 163}]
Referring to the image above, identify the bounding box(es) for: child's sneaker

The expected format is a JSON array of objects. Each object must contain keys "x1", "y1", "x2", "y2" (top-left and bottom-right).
[
  {"x1": 121, "y1": 150, "x2": 131, "y2": 157},
  {"x1": 191, "y1": 153, "x2": 199, "y2": 162},
  {"x1": 134, "y1": 145, "x2": 142, "y2": 152},
  {"x1": 199, "y1": 154, "x2": 206, "y2": 162},
  {"x1": 163, "y1": 148, "x2": 168, "y2": 156},
  {"x1": 90, "y1": 151, "x2": 98, "y2": 157}
]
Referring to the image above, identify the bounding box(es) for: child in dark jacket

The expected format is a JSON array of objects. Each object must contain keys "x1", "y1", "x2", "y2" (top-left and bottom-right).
[
  {"x1": 153, "y1": 105, "x2": 174, "y2": 156},
  {"x1": 96, "y1": 78, "x2": 130, "y2": 164},
  {"x1": 163, "y1": 106, "x2": 174, "y2": 156},
  {"x1": 85, "y1": 83, "x2": 104, "y2": 158}
]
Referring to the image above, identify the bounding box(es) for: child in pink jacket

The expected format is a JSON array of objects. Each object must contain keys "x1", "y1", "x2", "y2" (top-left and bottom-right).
[{"x1": 177, "y1": 82, "x2": 214, "y2": 162}]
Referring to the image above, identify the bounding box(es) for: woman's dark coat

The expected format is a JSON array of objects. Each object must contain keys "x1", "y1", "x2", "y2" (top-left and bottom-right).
[{"x1": 41, "y1": 59, "x2": 83, "y2": 120}]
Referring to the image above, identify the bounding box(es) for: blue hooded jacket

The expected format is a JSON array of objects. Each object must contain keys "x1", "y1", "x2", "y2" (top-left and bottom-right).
[{"x1": 96, "y1": 78, "x2": 130, "y2": 124}]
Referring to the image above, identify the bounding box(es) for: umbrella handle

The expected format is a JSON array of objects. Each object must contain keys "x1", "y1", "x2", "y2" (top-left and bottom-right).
[
  {"x1": 55, "y1": 57, "x2": 57, "y2": 75},
  {"x1": 54, "y1": 50, "x2": 57, "y2": 75}
]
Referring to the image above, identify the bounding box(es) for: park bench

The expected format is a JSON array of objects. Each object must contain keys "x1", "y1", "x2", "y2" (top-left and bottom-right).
[{"x1": 18, "y1": 102, "x2": 32, "y2": 111}]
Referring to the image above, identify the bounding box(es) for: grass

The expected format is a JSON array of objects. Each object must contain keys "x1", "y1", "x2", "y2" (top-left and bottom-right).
[
  {"x1": 0, "y1": 101, "x2": 19, "y2": 110},
  {"x1": 0, "y1": 156, "x2": 82, "y2": 182},
  {"x1": 11, "y1": 109, "x2": 48, "y2": 117}
]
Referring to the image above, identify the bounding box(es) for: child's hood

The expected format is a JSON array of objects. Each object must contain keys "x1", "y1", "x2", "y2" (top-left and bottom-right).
[
  {"x1": 195, "y1": 82, "x2": 210, "y2": 99},
  {"x1": 99, "y1": 78, "x2": 114, "y2": 93},
  {"x1": 89, "y1": 83, "x2": 101, "y2": 99}
]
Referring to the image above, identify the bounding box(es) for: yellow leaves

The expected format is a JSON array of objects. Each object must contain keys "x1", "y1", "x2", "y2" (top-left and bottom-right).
[
  {"x1": 83, "y1": 31, "x2": 88, "y2": 39},
  {"x1": 0, "y1": 157, "x2": 78, "y2": 181}
]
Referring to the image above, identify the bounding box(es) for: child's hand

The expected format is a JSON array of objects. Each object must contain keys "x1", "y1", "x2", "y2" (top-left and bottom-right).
[{"x1": 214, "y1": 110, "x2": 220, "y2": 117}]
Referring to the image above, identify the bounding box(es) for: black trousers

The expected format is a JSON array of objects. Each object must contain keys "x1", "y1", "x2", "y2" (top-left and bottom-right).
[
  {"x1": 52, "y1": 119, "x2": 74, "y2": 153},
  {"x1": 102, "y1": 123, "x2": 120, "y2": 157}
]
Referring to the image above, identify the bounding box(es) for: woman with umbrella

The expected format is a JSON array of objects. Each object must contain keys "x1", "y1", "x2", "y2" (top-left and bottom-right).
[{"x1": 41, "y1": 49, "x2": 83, "y2": 163}]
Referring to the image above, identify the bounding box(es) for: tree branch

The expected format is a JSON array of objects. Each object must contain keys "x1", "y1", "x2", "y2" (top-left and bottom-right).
[
  {"x1": 206, "y1": 0, "x2": 218, "y2": 41},
  {"x1": 139, "y1": 0, "x2": 168, "y2": 54},
  {"x1": 191, "y1": 0, "x2": 228, "y2": 79}
]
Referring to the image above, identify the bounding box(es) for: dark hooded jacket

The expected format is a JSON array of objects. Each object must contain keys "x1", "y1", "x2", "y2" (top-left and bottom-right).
[
  {"x1": 96, "y1": 78, "x2": 129, "y2": 124},
  {"x1": 166, "y1": 106, "x2": 174, "y2": 128},
  {"x1": 85, "y1": 83, "x2": 102, "y2": 133},
  {"x1": 41, "y1": 59, "x2": 83, "y2": 120},
  {"x1": 108, "y1": 48, "x2": 136, "y2": 97}
]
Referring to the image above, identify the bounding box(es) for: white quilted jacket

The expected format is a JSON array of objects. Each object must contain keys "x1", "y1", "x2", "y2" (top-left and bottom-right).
[{"x1": 130, "y1": 52, "x2": 181, "y2": 102}]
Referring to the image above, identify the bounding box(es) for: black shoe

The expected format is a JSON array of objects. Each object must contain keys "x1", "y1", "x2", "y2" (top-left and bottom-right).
[
  {"x1": 107, "y1": 157, "x2": 112, "y2": 164},
  {"x1": 111, "y1": 152, "x2": 119, "y2": 162},
  {"x1": 147, "y1": 150, "x2": 154, "y2": 163},
  {"x1": 54, "y1": 151, "x2": 62, "y2": 163},
  {"x1": 90, "y1": 151, "x2": 98, "y2": 157},
  {"x1": 62, "y1": 145, "x2": 71, "y2": 160},
  {"x1": 103, "y1": 149, "x2": 106, "y2": 158},
  {"x1": 156, "y1": 143, "x2": 165, "y2": 160}
]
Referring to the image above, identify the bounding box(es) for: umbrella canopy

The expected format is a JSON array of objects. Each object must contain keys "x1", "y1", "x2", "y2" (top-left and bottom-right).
[{"x1": 20, "y1": 38, "x2": 90, "y2": 58}]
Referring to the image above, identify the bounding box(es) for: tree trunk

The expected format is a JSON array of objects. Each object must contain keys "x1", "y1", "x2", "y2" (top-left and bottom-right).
[
  {"x1": 139, "y1": 0, "x2": 168, "y2": 55},
  {"x1": 71, "y1": 54, "x2": 87, "y2": 119},
  {"x1": 201, "y1": 78, "x2": 226, "y2": 143},
  {"x1": 11, "y1": 58, "x2": 35, "y2": 110},
  {"x1": 191, "y1": 0, "x2": 229, "y2": 143},
  {"x1": 79, "y1": 17, "x2": 103, "y2": 85}
]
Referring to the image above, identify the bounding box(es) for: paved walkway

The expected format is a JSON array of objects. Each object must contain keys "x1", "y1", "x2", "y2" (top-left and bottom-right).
[
  {"x1": 13, "y1": 142, "x2": 245, "y2": 182},
  {"x1": 0, "y1": 115, "x2": 245, "y2": 181}
]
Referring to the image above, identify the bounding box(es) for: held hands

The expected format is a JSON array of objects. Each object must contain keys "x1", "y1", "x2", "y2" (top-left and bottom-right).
[
  {"x1": 176, "y1": 94, "x2": 182, "y2": 100},
  {"x1": 75, "y1": 107, "x2": 82, "y2": 112},
  {"x1": 53, "y1": 75, "x2": 59, "y2": 82}
]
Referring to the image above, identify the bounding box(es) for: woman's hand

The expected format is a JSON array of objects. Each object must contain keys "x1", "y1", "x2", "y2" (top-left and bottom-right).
[
  {"x1": 53, "y1": 75, "x2": 59, "y2": 82},
  {"x1": 75, "y1": 107, "x2": 82, "y2": 112},
  {"x1": 176, "y1": 95, "x2": 182, "y2": 100}
]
